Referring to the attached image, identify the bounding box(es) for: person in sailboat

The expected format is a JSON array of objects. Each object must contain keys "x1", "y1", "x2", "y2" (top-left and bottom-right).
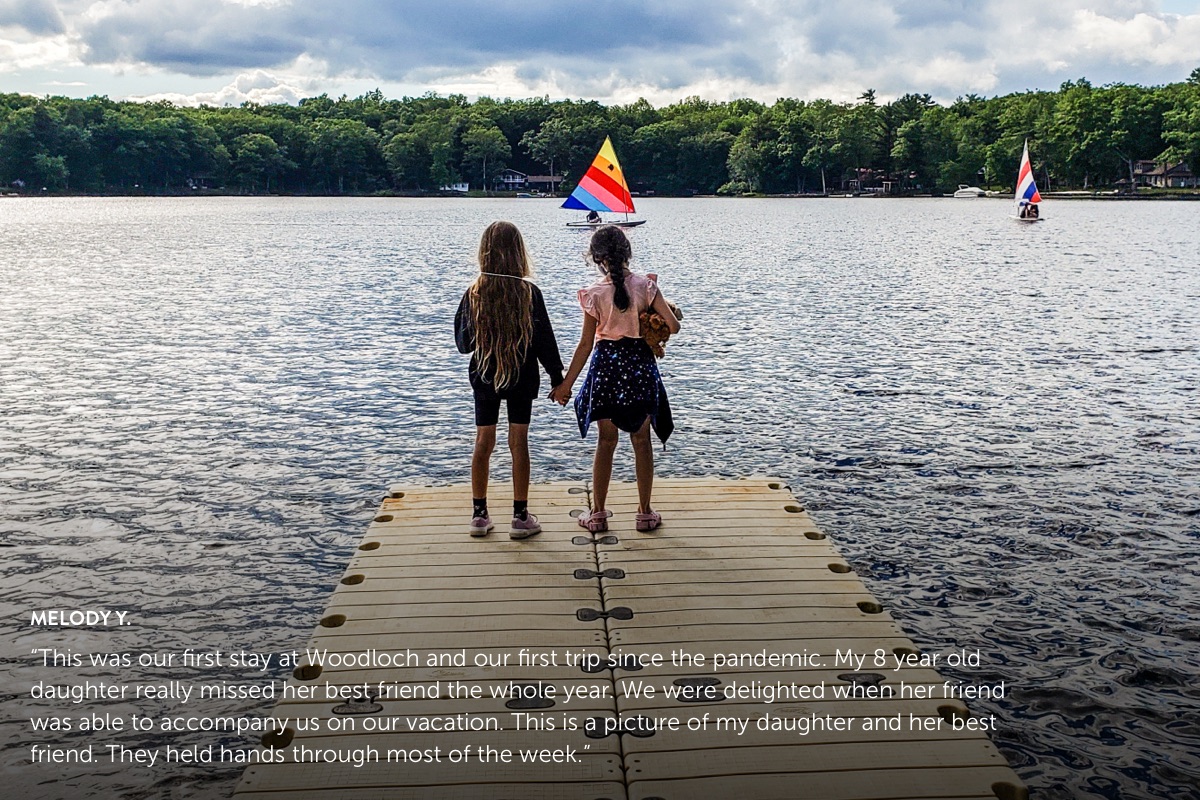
[
  {"x1": 1027, "y1": 203, "x2": 1039, "y2": 219},
  {"x1": 551, "y1": 225, "x2": 680, "y2": 534},
  {"x1": 455, "y1": 221, "x2": 565, "y2": 539},
  {"x1": 586, "y1": 210, "x2": 601, "y2": 224}
]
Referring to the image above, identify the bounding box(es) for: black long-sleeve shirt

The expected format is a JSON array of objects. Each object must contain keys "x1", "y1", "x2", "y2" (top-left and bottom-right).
[{"x1": 455, "y1": 282, "x2": 564, "y2": 398}]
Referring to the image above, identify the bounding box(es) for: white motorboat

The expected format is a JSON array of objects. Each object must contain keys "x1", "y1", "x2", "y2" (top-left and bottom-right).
[{"x1": 953, "y1": 184, "x2": 987, "y2": 198}]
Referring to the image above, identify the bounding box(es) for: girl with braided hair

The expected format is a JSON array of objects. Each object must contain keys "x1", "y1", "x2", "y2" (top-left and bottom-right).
[
  {"x1": 551, "y1": 225, "x2": 680, "y2": 533},
  {"x1": 456, "y1": 221, "x2": 565, "y2": 539}
]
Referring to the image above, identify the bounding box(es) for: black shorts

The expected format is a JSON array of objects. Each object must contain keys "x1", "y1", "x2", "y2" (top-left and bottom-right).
[{"x1": 473, "y1": 382, "x2": 534, "y2": 426}]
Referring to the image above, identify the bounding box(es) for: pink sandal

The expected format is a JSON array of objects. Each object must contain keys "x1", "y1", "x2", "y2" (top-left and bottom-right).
[
  {"x1": 578, "y1": 509, "x2": 612, "y2": 533},
  {"x1": 636, "y1": 511, "x2": 662, "y2": 532}
]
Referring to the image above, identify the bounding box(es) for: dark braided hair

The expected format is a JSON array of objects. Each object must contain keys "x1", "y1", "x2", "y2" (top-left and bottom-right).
[{"x1": 588, "y1": 225, "x2": 633, "y2": 311}]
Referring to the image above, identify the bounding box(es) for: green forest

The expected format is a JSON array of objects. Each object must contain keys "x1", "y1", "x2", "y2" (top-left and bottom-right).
[{"x1": 2, "y1": 68, "x2": 1198, "y2": 196}]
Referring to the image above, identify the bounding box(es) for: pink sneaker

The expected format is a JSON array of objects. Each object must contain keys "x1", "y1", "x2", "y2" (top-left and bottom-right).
[
  {"x1": 509, "y1": 513, "x2": 542, "y2": 540},
  {"x1": 469, "y1": 515, "x2": 493, "y2": 537}
]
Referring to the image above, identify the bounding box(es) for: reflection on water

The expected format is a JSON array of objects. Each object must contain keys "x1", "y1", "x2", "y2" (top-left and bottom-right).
[{"x1": 1, "y1": 196, "x2": 1198, "y2": 799}]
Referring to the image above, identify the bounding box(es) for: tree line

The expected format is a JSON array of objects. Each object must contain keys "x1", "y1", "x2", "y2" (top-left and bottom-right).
[{"x1": 2, "y1": 69, "x2": 1198, "y2": 196}]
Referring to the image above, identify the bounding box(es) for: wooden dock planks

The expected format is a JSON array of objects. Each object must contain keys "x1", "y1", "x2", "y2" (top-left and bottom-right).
[
  {"x1": 235, "y1": 482, "x2": 622, "y2": 799},
  {"x1": 235, "y1": 477, "x2": 1026, "y2": 800}
]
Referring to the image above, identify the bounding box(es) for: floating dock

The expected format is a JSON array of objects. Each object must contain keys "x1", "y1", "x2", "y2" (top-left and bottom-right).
[{"x1": 235, "y1": 477, "x2": 1027, "y2": 800}]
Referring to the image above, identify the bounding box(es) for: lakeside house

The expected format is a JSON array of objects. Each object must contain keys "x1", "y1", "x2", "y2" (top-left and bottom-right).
[
  {"x1": 844, "y1": 168, "x2": 896, "y2": 193},
  {"x1": 1132, "y1": 160, "x2": 1158, "y2": 187},
  {"x1": 494, "y1": 169, "x2": 527, "y2": 191},
  {"x1": 526, "y1": 175, "x2": 563, "y2": 194},
  {"x1": 1129, "y1": 159, "x2": 1197, "y2": 189},
  {"x1": 488, "y1": 169, "x2": 564, "y2": 194},
  {"x1": 1144, "y1": 161, "x2": 1197, "y2": 189}
]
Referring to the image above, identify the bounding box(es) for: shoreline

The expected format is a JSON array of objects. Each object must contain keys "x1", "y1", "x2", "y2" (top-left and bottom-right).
[{"x1": 4, "y1": 191, "x2": 1199, "y2": 201}]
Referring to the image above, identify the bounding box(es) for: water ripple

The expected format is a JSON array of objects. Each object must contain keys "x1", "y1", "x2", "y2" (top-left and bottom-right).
[{"x1": 1, "y1": 197, "x2": 1198, "y2": 799}]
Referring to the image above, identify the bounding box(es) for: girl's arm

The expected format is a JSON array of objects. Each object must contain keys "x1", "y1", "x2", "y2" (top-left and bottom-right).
[
  {"x1": 453, "y1": 292, "x2": 474, "y2": 353},
  {"x1": 530, "y1": 286, "x2": 565, "y2": 386},
  {"x1": 651, "y1": 290, "x2": 681, "y2": 334},
  {"x1": 550, "y1": 313, "x2": 597, "y2": 404}
]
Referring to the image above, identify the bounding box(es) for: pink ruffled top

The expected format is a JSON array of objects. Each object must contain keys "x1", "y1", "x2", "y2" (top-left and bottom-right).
[{"x1": 578, "y1": 272, "x2": 660, "y2": 341}]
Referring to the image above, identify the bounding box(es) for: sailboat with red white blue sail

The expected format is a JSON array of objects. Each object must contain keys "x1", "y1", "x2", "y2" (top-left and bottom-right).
[
  {"x1": 562, "y1": 136, "x2": 646, "y2": 228},
  {"x1": 1013, "y1": 139, "x2": 1044, "y2": 222}
]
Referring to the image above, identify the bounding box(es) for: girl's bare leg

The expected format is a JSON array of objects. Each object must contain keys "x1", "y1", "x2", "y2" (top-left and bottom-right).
[
  {"x1": 508, "y1": 423, "x2": 530, "y2": 502},
  {"x1": 591, "y1": 420, "x2": 620, "y2": 512},
  {"x1": 471, "y1": 426, "x2": 497, "y2": 502},
  {"x1": 630, "y1": 417, "x2": 654, "y2": 513}
]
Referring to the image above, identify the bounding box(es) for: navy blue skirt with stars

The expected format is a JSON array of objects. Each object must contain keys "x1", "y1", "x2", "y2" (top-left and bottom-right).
[{"x1": 574, "y1": 337, "x2": 673, "y2": 443}]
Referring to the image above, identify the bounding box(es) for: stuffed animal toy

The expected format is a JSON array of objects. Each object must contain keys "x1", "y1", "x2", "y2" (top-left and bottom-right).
[{"x1": 640, "y1": 302, "x2": 683, "y2": 358}]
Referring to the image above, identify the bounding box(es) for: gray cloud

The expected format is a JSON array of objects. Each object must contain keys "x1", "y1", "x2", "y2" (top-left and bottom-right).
[
  {"x1": 0, "y1": 0, "x2": 65, "y2": 35},
  {"x1": 25, "y1": 0, "x2": 1200, "y2": 101},
  {"x1": 78, "y1": 2, "x2": 306, "y2": 75},
  {"x1": 893, "y1": 0, "x2": 992, "y2": 30},
  {"x1": 76, "y1": 1, "x2": 770, "y2": 78}
]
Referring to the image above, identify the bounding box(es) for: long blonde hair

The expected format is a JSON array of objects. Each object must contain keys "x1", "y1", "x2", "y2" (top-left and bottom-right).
[{"x1": 470, "y1": 221, "x2": 533, "y2": 389}]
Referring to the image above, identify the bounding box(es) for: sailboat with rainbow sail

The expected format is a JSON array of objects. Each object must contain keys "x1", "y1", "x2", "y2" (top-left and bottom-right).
[
  {"x1": 562, "y1": 136, "x2": 646, "y2": 228},
  {"x1": 1013, "y1": 139, "x2": 1044, "y2": 222}
]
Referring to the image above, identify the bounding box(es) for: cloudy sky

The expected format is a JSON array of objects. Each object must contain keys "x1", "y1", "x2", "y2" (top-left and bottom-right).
[{"x1": 2, "y1": 0, "x2": 1198, "y2": 107}]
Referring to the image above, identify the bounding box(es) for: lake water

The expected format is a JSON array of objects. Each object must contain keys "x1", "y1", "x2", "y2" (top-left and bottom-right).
[{"x1": 1, "y1": 196, "x2": 1198, "y2": 799}]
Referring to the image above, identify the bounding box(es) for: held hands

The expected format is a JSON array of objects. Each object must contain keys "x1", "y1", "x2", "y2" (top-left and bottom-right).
[{"x1": 549, "y1": 384, "x2": 572, "y2": 406}]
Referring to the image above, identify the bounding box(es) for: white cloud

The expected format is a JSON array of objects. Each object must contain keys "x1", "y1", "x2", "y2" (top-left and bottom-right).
[
  {"x1": 760, "y1": 1, "x2": 1200, "y2": 101},
  {"x1": 416, "y1": 63, "x2": 570, "y2": 101},
  {"x1": 1069, "y1": 8, "x2": 1200, "y2": 65},
  {"x1": 130, "y1": 66, "x2": 321, "y2": 106},
  {"x1": 0, "y1": 33, "x2": 74, "y2": 72}
]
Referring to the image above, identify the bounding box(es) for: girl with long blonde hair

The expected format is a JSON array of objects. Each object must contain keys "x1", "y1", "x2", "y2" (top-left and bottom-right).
[{"x1": 455, "y1": 221, "x2": 564, "y2": 538}]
